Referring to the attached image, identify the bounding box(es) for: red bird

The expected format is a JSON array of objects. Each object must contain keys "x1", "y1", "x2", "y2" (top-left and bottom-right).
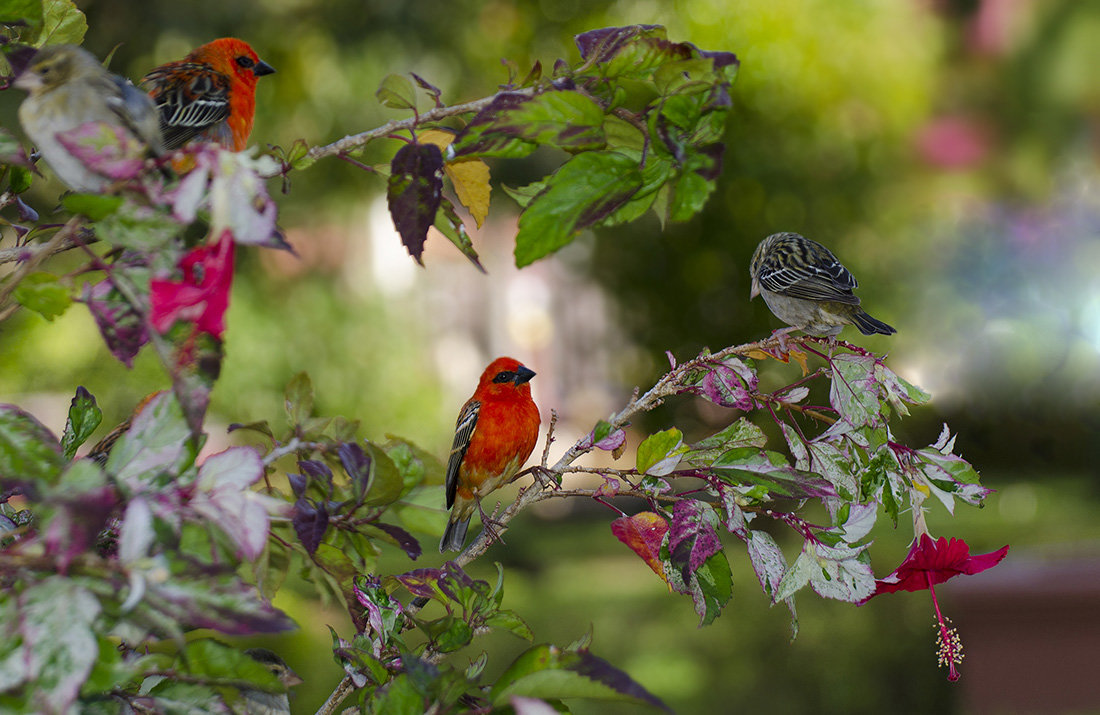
[
  {"x1": 141, "y1": 38, "x2": 274, "y2": 151},
  {"x1": 441, "y1": 357, "x2": 540, "y2": 552}
]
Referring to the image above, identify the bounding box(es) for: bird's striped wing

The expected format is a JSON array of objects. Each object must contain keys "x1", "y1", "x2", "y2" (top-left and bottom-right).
[
  {"x1": 444, "y1": 399, "x2": 480, "y2": 509},
  {"x1": 141, "y1": 62, "x2": 231, "y2": 150},
  {"x1": 758, "y1": 241, "x2": 861, "y2": 305}
]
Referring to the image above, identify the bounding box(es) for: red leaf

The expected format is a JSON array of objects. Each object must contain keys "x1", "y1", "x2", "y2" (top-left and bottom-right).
[{"x1": 611, "y1": 512, "x2": 669, "y2": 586}]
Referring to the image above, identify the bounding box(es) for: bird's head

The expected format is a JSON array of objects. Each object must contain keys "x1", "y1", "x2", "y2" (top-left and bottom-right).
[
  {"x1": 13, "y1": 44, "x2": 95, "y2": 93},
  {"x1": 245, "y1": 647, "x2": 303, "y2": 688},
  {"x1": 478, "y1": 357, "x2": 536, "y2": 397},
  {"x1": 188, "y1": 38, "x2": 275, "y2": 88},
  {"x1": 748, "y1": 233, "x2": 780, "y2": 299}
]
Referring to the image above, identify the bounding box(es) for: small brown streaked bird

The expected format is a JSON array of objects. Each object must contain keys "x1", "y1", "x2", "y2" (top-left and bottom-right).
[
  {"x1": 14, "y1": 44, "x2": 164, "y2": 192},
  {"x1": 241, "y1": 647, "x2": 303, "y2": 715},
  {"x1": 749, "y1": 232, "x2": 896, "y2": 338}
]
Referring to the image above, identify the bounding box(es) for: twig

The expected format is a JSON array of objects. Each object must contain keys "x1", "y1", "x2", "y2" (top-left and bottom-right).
[
  {"x1": 0, "y1": 216, "x2": 84, "y2": 308},
  {"x1": 315, "y1": 675, "x2": 355, "y2": 715},
  {"x1": 539, "y1": 409, "x2": 558, "y2": 468},
  {"x1": 267, "y1": 88, "x2": 539, "y2": 177}
]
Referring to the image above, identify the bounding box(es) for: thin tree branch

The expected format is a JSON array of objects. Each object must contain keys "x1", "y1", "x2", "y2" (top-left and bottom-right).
[
  {"x1": 315, "y1": 675, "x2": 355, "y2": 715},
  {"x1": 275, "y1": 87, "x2": 540, "y2": 177},
  {"x1": 0, "y1": 216, "x2": 84, "y2": 310}
]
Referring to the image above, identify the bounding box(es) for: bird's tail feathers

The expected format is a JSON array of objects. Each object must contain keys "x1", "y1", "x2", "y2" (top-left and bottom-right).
[
  {"x1": 439, "y1": 517, "x2": 470, "y2": 553},
  {"x1": 852, "y1": 310, "x2": 896, "y2": 336}
]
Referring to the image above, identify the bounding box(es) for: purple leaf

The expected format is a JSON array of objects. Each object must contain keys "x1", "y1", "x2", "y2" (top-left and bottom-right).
[
  {"x1": 574, "y1": 25, "x2": 665, "y2": 63},
  {"x1": 371, "y1": 522, "x2": 422, "y2": 560},
  {"x1": 572, "y1": 650, "x2": 672, "y2": 713},
  {"x1": 0, "y1": 127, "x2": 34, "y2": 169},
  {"x1": 55, "y1": 122, "x2": 146, "y2": 181},
  {"x1": 81, "y1": 279, "x2": 148, "y2": 367},
  {"x1": 668, "y1": 499, "x2": 723, "y2": 582},
  {"x1": 387, "y1": 141, "x2": 444, "y2": 265},
  {"x1": 299, "y1": 459, "x2": 333, "y2": 496},
  {"x1": 145, "y1": 571, "x2": 295, "y2": 635},
  {"x1": 338, "y1": 442, "x2": 372, "y2": 497},
  {"x1": 395, "y1": 567, "x2": 446, "y2": 599},
  {"x1": 44, "y1": 470, "x2": 117, "y2": 573},
  {"x1": 410, "y1": 72, "x2": 443, "y2": 108},
  {"x1": 694, "y1": 143, "x2": 726, "y2": 181},
  {"x1": 287, "y1": 472, "x2": 306, "y2": 498},
  {"x1": 697, "y1": 363, "x2": 755, "y2": 410},
  {"x1": 292, "y1": 498, "x2": 328, "y2": 555},
  {"x1": 578, "y1": 420, "x2": 626, "y2": 451}
]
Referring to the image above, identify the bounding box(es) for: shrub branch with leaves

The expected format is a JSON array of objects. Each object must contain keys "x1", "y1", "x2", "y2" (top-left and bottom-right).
[{"x1": 0, "y1": 2, "x2": 1005, "y2": 713}]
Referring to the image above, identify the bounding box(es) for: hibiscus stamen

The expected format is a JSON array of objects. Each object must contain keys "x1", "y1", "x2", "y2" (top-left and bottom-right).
[{"x1": 926, "y1": 570, "x2": 962, "y2": 681}]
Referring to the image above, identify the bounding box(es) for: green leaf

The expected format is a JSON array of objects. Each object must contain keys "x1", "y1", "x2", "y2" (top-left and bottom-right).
[
  {"x1": 667, "y1": 153, "x2": 718, "y2": 222},
  {"x1": 0, "y1": 404, "x2": 65, "y2": 485},
  {"x1": 433, "y1": 197, "x2": 484, "y2": 272},
  {"x1": 515, "y1": 151, "x2": 642, "y2": 267},
  {"x1": 690, "y1": 550, "x2": 733, "y2": 626},
  {"x1": 490, "y1": 644, "x2": 670, "y2": 711},
  {"x1": 60, "y1": 386, "x2": 102, "y2": 460},
  {"x1": 686, "y1": 418, "x2": 767, "y2": 466},
  {"x1": 8, "y1": 166, "x2": 32, "y2": 194},
  {"x1": 385, "y1": 436, "x2": 445, "y2": 489},
  {"x1": 711, "y1": 447, "x2": 837, "y2": 500},
  {"x1": 12, "y1": 271, "x2": 71, "y2": 320},
  {"x1": 30, "y1": 0, "x2": 86, "y2": 46},
  {"x1": 829, "y1": 354, "x2": 881, "y2": 427},
  {"x1": 104, "y1": 392, "x2": 194, "y2": 491},
  {"x1": 83, "y1": 635, "x2": 141, "y2": 694},
  {"x1": 635, "y1": 427, "x2": 685, "y2": 476},
  {"x1": 180, "y1": 640, "x2": 281, "y2": 691},
  {"x1": 372, "y1": 673, "x2": 426, "y2": 715},
  {"x1": 428, "y1": 616, "x2": 474, "y2": 653},
  {"x1": 363, "y1": 442, "x2": 404, "y2": 506},
  {"x1": 501, "y1": 179, "x2": 546, "y2": 209},
  {"x1": 0, "y1": 578, "x2": 100, "y2": 712},
  {"x1": 452, "y1": 90, "x2": 607, "y2": 159},
  {"x1": 484, "y1": 610, "x2": 534, "y2": 640},
  {"x1": 0, "y1": 0, "x2": 43, "y2": 31},
  {"x1": 96, "y1": 201, "x2": 180, "y2": 251},
  {"x1": 376, "y1": 73, "x2": 417, "y2": 110},
  {"x1": 284, "y1": 372, "x2": 314, "y2": 426},
  {"x1": 61, "y1": 193, "x2": 122, "y2": 221}
]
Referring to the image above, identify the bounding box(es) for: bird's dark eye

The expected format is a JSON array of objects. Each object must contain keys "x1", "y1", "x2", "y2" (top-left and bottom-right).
[
  {"x1": 236, "y1": 56, "x2": 256, "y2": 69},
  {"x1": 492, "y1": 371, "x2": 514, "y2": 384}
]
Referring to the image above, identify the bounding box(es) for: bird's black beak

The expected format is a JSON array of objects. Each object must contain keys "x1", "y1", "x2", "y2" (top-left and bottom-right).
[
  {"x1": 513, "y1": 365, "x2": 536, "y2": 385},
  {"x1": 253, "y1": 60, "x2": 275, "y2": 77}
]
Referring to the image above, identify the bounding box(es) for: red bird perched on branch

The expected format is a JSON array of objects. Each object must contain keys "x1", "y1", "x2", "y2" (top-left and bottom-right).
[
  {"x1": 441, "y1": 357, "x2": 540, "y2": 552},
  {"x1": 141, "y1": 38, "x2": 274, "y2": 151}
]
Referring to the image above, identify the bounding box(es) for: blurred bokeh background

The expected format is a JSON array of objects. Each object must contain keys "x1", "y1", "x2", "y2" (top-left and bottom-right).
[{"x1": 3, "y1": 0, "x2": 1100, "y2": 712}]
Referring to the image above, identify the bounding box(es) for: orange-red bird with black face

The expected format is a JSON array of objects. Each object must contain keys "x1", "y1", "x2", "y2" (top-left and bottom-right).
[
  {"x1": 141, "y1": 38, "x2": 274, "y2": 151},
  {"x1": 441, "y1": 357, "x2": 540, "y2": 552}
]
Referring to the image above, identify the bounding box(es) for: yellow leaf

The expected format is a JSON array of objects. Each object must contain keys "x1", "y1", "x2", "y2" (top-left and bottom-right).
[
  {"x1": 745, "y1": 347, "x2": 810, "y2": 376},
  {"x1": 418, "y1": 129, "x2": 455, "y2": 150},
  {"x1": 418, "y1": 129, "x2": 491, "y2": 228},
  {"x1": 444, "y1": 160, "x2": 491, "y2": 228}
]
